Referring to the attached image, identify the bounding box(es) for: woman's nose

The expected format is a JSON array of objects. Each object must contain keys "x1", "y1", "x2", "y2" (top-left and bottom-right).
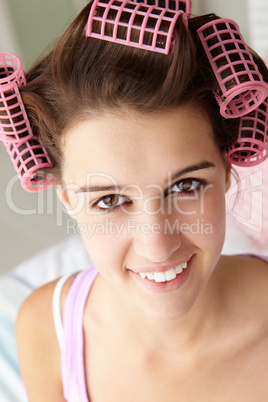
[{"x1": 131, "y1": 212, "x2": 181, "y2": 263}]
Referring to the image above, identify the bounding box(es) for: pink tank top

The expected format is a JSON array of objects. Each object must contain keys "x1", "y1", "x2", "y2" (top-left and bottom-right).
[
  {"x1": 62, "y1": 266, "x2": 98, "y2": 402},
  {"x1": 59, "y1": 255, "x2": 268, "y2": 401}
]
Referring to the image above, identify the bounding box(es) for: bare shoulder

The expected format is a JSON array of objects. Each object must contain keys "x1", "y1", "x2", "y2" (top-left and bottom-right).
[
  {"x1": 219, "y1": 254, "x2": 268, "y2": 291},
  {"x1": 219, "y1": 254, "x2": 268, "y2": 321},
  {"x1": 16, "y1": 275, "x2": 76, "y2": 402},
  {"x1": 215, "y1": 255, "x2": 268, "y2": 364},
  {"x1": 220, "y1": 253, "x2": 268, "y2": 283}
]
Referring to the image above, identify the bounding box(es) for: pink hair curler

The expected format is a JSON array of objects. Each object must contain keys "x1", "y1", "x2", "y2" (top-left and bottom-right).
[
  {"x1": 197, "y1": 19, "x2": 268, "y2": 119},
  {"x1": 0, "y1": 52, "x2": 53, "y2": 192},
  {"x1": 228, "y1": 98, "x2": 268, "y2": 166},
  {"x1": 4, "y1": 137, "x2": 54, "y2": 192},
  {"x1": 86, "y1": 0, "x2": 188, "y2": 55},
  {"x1": 0, "y1": 53, "x2": 33, "y2": 143},
  {"x1": 131, "y1": 0, "x2": 191, "y2": 14}
]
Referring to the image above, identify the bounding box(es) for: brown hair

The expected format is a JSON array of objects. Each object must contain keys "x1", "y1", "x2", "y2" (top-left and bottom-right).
[{"x1": 19, "y1": 2, "x2": 267, "y2": 178}]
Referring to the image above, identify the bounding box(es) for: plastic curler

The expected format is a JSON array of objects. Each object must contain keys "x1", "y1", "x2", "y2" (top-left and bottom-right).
[
  {"x1": 86, "y1": 0, "x2": 187, "y2": 55},
  {"x1": 197, "y1": 19, "x2": 268, "y2": 119},
  {"x1": 131, "y1": 0, "x2": 191, "y2": 14},
  {"x1": 0, "y1": 52, "x2": 53, "y2": 192},
  {"x1": 228, "y1": 98, "x2": 268, "y2": 166},
  {"x1": 0, "y1": 53, "x2": 33, "y2": 143},
  {"x1": 4, "y1": 137, "x2": 54, "y2": 192}
]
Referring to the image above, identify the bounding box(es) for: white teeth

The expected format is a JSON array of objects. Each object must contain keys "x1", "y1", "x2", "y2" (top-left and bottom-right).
[
  {"x1": 154, "y1": 272, "x2": 166, "y2": 283},
  {"x1": 175, "y1": 265, "x2": 183, "y2": 274},
  {"x1": 139, "y1": 262, "x2": 188, "y2": 282},
  {"x1": 165, "y1": 268, "x2": 177, "y2": 281},
  {"x1": 139, "y1": 272, "x2": 147, "y2": 279}
]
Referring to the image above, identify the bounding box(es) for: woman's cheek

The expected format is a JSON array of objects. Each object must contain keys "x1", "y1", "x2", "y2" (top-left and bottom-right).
[{"x1": 78, "y1": 217, "x2": 128, "y2": 263}]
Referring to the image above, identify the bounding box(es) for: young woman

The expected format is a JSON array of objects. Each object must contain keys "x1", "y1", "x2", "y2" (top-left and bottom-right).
[{"x1": 9, "y1": 0, "x2": 268, "y2": 400}]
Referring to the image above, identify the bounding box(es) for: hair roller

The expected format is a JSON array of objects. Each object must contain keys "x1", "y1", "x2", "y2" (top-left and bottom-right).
[
  {"x1": 197, "y1": 18, "x2": 268, "y2": 119},
  {"x1": 131, "y1": 0, "x2": 191, "y2": 15},
  {"x1": 227, "y1": 98, "x2": 268, "y2": 166},
  {"x1": 0, "y1": 53, "x2": 53, "y2": 192},
  {"x1": 0, "y1": 53, "x2": 33, "y2": 143},
  {"x1": 86, "y1": 0, "x2": 188, "y2": 55},
  {"x1": 4, "y1": 138, "x2": 54, "y2": 191}
]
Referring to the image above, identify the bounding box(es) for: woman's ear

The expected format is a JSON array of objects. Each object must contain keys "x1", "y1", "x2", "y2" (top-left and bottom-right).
[
  {"x1": 55, "y1": 180, "x2": 85, "y2": 219},
  {"x1": 55, "y1": 182, "x2": 73, "y2": 216}
]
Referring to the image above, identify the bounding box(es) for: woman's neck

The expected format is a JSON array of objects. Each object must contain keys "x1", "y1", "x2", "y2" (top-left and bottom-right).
[{"x1": 92, "y1": 258, "x2": 226, "y2": 355}]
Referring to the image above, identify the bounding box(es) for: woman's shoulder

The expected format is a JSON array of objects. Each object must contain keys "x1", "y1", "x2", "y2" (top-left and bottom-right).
[
  {"x1": 220, "y1": 253, "x2": 268, "y2": 276},
  {"x1": 16, "y1": 272, "x2": 77, "y2": 329},
  {"x1": 217, "y1": 255, "x2": 268, "y2": 350},
  {"x1": 219, "y1": 254, "x2": 268, "y2": 321},
  {"x1": 15, "y1": 274, "x2": 77, "y2": 401},
  {"x1": 16, "y1": 266, "x2": 97, "y2": 343},
  {"x1": 219, "y1": 253, "x2": 268, "y2": 289}
]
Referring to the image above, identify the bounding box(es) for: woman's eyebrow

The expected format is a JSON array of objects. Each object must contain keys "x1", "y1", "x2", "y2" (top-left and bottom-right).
[
  {"x1": 170, "y1": 161, "x2": 216, "y2": 182},
  {"x1": 75, "y1": 161, "x2": 216, "y2": 194},
  {"x1": 75, "y1": 184, "x2": 123, "y2": 194}
]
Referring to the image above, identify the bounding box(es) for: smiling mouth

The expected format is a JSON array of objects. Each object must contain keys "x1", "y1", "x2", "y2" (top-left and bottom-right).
[{"x1": 138, "y1": 262, "x2": 187, "y2": 283}]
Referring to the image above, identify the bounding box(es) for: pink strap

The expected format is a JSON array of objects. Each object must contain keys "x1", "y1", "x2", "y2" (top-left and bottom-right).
[{"x1": 62, "y1": 267, "x2": 98, "y2": 402}]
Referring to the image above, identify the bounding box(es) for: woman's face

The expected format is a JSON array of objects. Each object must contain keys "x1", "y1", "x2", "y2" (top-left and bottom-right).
[{"x1": 59, "y1": 107, "x2": 230, "y2": 321}]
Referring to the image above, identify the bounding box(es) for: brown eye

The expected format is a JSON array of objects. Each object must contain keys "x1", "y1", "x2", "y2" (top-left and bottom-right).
[
  {"x1": 170, "y1": 178, "x2": 204, "y2": 195},
  {"x1": 96, "y1": 194, "x2": 125, "y2": 209},
  {"x1": 102, "y1": 195, "x2": 119, "y2": 207},
  {"x1": 176, "y1": 178, "x2": 195, "y2": 192}
]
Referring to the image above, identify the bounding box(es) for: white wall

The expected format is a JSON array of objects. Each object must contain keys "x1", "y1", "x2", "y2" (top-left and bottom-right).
[
  {"x1": 199, "y1": 0, "x2": 250, "y2": 43},
  {"x1": 0, "y1": 0, "x2": 21, "y2": 56},
  {"x1": 248, "y1": 0, "x2": 268, "y2": 60},
  {"x1": 0, "y1": 0, "x2": 78, "y2": 273}
]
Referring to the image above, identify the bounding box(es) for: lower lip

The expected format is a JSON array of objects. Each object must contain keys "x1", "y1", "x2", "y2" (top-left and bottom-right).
[{"x1": 129, "y1": 256, "x2": 193, "y2": 294}]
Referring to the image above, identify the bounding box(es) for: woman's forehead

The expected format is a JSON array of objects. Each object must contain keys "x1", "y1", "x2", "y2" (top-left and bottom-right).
[
  {"x1": 63, "y1": 107, "x2": 213, "y2": 151},
  {"x1": 61, "y1": 107, "x2": 219, "y2": 184}
]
